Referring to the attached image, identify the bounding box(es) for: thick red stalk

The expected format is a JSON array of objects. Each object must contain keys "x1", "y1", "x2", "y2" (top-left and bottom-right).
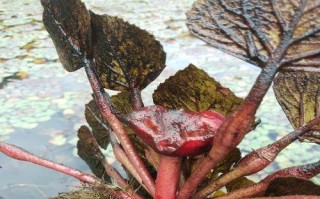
[
  {"x1": 194, "y1": 116, "x2": 320, "y2": 198},
  {"x1": 0, "y1": 142, "x2": 97, "y2": 184},
  {"x1": 177, "y1": 18, "x2": 300, "y2": 197},
  {"x1": 218, "y1": 160, "x2": 320, "y2": 199},
  {"x1": 131, "y1": 87, "x2": 144, "y2": 110},
  {"x1": 155, "y1": 155, "x2": 182, "y2": 199},
  {"x1": 84, "y1": 62, "x2": 155, "y2": 197},
  {"x1": 177, "y1": 64, "x2": 279, "y2": 199}
]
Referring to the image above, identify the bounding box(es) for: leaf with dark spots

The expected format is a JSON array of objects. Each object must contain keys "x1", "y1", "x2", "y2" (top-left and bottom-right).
[
  {"x1": 273, "y1": 70, "x2": 320, "y2": 144},
  {"x1": 264, "y1": 177, "x2": 320, "y2": 196},
  {"x1": 153, "y1": 64, "x2": 243, "y2": 115},
  {"x1": 41, "y1": 0, "x2": 91, "y2": 72},
  {"x1": 85, "y1": 91, "x2": 134, "y2": 149},
  {"x1": 90, "y1": 12, "x2": 166, "y2": 91},
  {"x1": 77, "y1": 125, "x2": 110, "y2": 181},
  {"x1": 187, "y1": 0, "x2": 320, "y2": 69},
  {"x1": 125, "y1": 105, "x2": 224, "y2": 156},
  {"x1": 111, "y1": 91, "x2": 134, "y2": 115},
  {"x1": 85, "y1": 99, "x2": 111, "y2": 149}
]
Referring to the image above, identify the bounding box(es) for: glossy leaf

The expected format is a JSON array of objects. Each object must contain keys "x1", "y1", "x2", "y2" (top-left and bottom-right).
[
  {"x1": 91, "y1": 12, "x2": 166, "y2": 91},
  {"x1": 153, "y1": 64, "x2": 243, "y2": 115},
  {"x1": 273, "y1": 71, "x2": 320, "y2": 144},
  {"x1": 187, "y1": 0, "x2": 320, "y2": 69},
  {"x1": 77, "y1": 125, "x2": 110, "y2": 181},
  {"x1": 41, "y1": 0, "x2": 91, "y2": 72},
  {"x1": 126, "y1": 105, "x2": 224, "y2": 156},
  {"x1": 264, "y1": 177, "x2": 320, "y2": 196}
]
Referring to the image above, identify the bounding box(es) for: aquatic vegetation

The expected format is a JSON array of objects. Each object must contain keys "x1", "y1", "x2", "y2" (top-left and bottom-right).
[{"x1": 1, "y1": 0, "x2": 320, "y2": 199}]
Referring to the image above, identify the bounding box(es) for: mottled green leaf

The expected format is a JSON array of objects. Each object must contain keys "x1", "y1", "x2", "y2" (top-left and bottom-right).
[
  {"x1": 264, "y1": 177, "x2": 320, "y2": 196},
  {"x1": 153, "y1": 64, "x2": 242, "y2": 115},
  {"x1": 41, "y1": 0, "x2": 91, "y2": 72},
  {"x1": 91, "y1": 12, "x2": 166, "y2": 91},
  {"x1": 77, "y1": 125, "x2": 109, "y2": 181},
  {"x1": 187, "y1": 1, "x2": 320, "y2": 69},
  {"x1": 85, "y1": 100, "x2": 111, "y2": 149},
  {"x1": 111, "y1": 91, "x2": 134, "y2": 115},
  {"x1": 273, "y1": 71, "x2": 320, "y2": 144},
  {"x1": 226, "y1": 177, "x2": 255, "y2": 192}
]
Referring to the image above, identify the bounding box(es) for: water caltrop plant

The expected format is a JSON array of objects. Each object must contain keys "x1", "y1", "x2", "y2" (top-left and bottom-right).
[{"x1": 1, "y1": 0, "x2": 320, "y2": 198}]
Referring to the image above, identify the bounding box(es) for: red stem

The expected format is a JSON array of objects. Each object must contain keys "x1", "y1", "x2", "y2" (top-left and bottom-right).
[
  {"x1": 194, "y1": 116, "x2": 320, "y2": 198},
  {"x1": 0, "y1": 142, "x2": 97, "y2": 184},
  {"x1": 177, "y1": 65, "x2": 279, "y2": 199},
  {"x1": 84, "y1": 62, "x2": 156, "y2": 197},
  {"x1": 131, "y1": 87, "x2": 144, "y2": 110},
  {"x1": 218, "y1": 160, "x2": 320, "y2": 199},
  {"x1": 155, "y1": 155, "x2": 182, "y2": 199}
]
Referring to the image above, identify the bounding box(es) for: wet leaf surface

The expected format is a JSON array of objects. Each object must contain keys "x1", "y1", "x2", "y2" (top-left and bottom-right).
[
  {"x1": 42, "y1": 0, "x2": 91, "y2": 72},
  {"x1": 264, "y1": 177, "x2": 320, "y2": 196},
  {"x1": 91, "y1": 12, "x2": 166, "y2": 91},
  {"x1": 187, "y1": 0, "x2": 320, "y2": 69},
  {"x1": 126, "y1": 105, "x2": 224, "y2": 156},
  {"x1": 273, "y1": 70, "x2": 320, "y2": 144},
  {"x1": 77, "y1": 125, "x2": 110, "y2": 181},
  {"x1": 153, "y1": 64, "x2": 243, "y2": 115}
]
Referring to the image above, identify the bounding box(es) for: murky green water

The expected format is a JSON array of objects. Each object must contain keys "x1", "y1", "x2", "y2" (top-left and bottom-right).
[{"x1": 0, "y1": 0, "x2": 319, "y2": 198}]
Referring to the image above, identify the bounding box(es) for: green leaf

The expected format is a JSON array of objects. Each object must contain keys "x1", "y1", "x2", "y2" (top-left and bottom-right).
[
  {"x1": 77, "y1": 125, "x2": 109, "y2": 181},
  {"x1": 273, "y1": 70, "x2": 320, "y2": 144},
  {"x1": 153, "y1": 64, "x2": 242, "y2": 115},
  {"x1": 91, "y1": 12, "x2": 166, "y2": 91},
  {"x1": 111, "y1": 91, "x2": 134, "y2": 115},
  {"x1": 41, "y1": 0, "x2": 91, "y2": 72},
  {"x1": 264, "y1": 177, "x2": 320, "y2": 196},
  {"x1": 187, "y1": 1, "x2": 320, "y2": 69}
]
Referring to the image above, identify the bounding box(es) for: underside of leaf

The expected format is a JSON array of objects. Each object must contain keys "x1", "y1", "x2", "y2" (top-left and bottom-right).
[
  {"x1": 187, "y1": 0, "x2": 320, "y2": 69},
  {"x1": 126, "y1": 105, "x2": 224, "y2": 156},
  {"x1": 273, "y1": 70, "x2": 320, "y2": 144}
]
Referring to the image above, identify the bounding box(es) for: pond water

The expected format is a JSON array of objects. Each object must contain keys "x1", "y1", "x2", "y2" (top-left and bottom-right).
[{"x1": 0, "y1": 0, "x2": 319, "y2": 198}]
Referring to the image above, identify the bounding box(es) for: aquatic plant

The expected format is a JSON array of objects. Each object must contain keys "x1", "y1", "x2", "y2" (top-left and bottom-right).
[{"x1": 1, "y1": 0, "x2": 320, "y2": 198}]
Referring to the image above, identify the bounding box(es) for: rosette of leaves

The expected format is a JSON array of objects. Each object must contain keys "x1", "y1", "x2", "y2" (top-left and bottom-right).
[
  {"x1": 273, "y1": 70, "x2": 320, "y2": 144},
  {"x1": 153, "y1": 64, "x2": 249, "y2": 187},
  {"x1": 186, "y1": 0, "x2": 320, "y2": 70},
  {"x1": 153, "y1": 64, "x2": 243, "y2": 115},
  {"x1": 42, "y1": 0, "x2": 166, "y2": 91}
]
